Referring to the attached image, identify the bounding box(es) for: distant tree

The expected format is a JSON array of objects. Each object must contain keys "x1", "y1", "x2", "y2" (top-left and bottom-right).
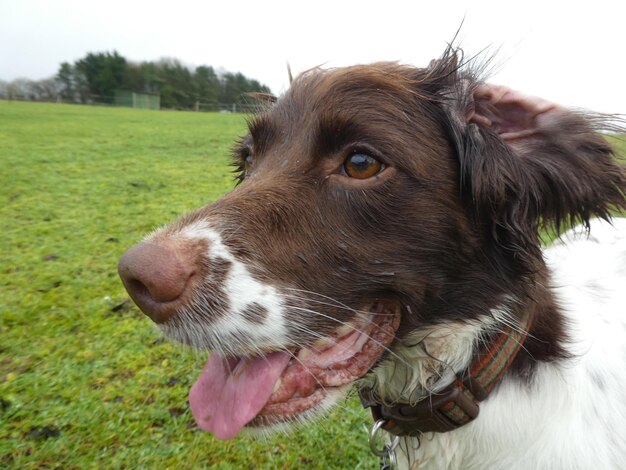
[
  {"x1": 6, "y1": 78, "x2": 32, "y2": 100},
  {"x1": 0, "y1": 77, "x2": 61, "y2": 101},
  {"x1": 139, "y1": 62, "x2": 162, "y2": 94},
  {"x1": 157, "y1": 58, "x2": 197, "y2": 109},
  {"x1": 217, "y1": 72, "x2": 236, "y2": 104},
  {"x1": 122, "y1": 62, "x2": 142, "y2": 92},
  {"x1": 56, "y1": 61, "x2": 89, "y2": 102},
  {"x1": 74, "y1": 51, "x2": 126, "y2": 103},
  {"x1": 194, "y1": 65, "x2": 218, "y2": 104},
  {"x1": 121, "y1": 61, "x2": 162, "y2": 95},
  {"x1": 29, "y1": 78, "x2": 62, "y2": 101},
  {"x1": 56, "y1": 62, "x2": 74, "y2": 101},
  {"x1": 13, "y1": 51, "x2": 271, "y2": 109},
  {"x1": 218, "y1": 71, "x2": 271, "y2": 108}
]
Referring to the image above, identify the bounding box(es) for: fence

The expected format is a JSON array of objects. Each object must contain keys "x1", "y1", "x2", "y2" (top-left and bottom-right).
[
  {"x1": 114, "y1": 90, "x2": 160, "y2": 110},
  {"x1": 0, "y1": 94, "x2": 261, "y2": 114}
]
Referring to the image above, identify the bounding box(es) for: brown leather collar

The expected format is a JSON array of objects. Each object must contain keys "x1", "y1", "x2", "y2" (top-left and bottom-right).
[{"x1": 360, "y1": 309, "x2": 535, "y2": 436}]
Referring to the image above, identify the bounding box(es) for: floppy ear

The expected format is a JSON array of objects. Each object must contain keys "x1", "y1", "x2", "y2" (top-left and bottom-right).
[{"x1": 440, "y1": 74, "x2": 626, "y2": 267}]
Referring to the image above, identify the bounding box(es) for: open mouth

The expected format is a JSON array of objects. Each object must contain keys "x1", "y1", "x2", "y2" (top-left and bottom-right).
[{"x1": 188, "y1": 302, "x2": 401, "y2": 439}]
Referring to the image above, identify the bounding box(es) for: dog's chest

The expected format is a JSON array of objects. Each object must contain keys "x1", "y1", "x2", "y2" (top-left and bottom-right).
[{"x1": 395, "y1": 219, "x2": 626, "y2": 469}]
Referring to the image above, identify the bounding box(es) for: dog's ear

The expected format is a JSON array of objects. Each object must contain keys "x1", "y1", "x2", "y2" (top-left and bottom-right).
[{"x1": 434, "y1": 64, "x2": 626, "y2": 267}]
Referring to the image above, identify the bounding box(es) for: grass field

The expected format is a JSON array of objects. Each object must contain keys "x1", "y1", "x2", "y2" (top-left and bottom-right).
[
  {"x1": 0, "y1": 101, "x2": 377, "y2": 469},
  {"x1": 2, "y1": 101, "x2": 625, "y2": 470}
]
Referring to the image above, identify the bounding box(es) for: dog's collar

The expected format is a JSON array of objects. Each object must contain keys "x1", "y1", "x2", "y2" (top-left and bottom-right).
[{"x1": 359, "y1": 308, "x2": 535, "y2": 437}]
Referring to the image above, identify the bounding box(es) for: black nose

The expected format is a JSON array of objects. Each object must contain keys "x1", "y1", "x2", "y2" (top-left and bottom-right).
[{"x1": 118, "y1": 241, "x2": 195, "y2": 323}]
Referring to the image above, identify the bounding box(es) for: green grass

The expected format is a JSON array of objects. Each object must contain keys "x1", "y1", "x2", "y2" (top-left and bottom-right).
[
  {"x1": 2, "y1": 101, "x2": 624, "y2": 470},
  {"x1": 0, "y1": 101, "x2": 377, "y2": 469}
]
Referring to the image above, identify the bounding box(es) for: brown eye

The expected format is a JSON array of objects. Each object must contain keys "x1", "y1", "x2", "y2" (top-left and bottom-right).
[{"x1": 343, "y1": 153, "x2": 383, "y2": 179}]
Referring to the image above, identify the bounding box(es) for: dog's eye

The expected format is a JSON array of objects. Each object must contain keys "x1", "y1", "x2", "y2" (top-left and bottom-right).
[
  {"x1": 343, "y1": 153, "x2": 383, "y2": 179},
  {"x1": 244, "y1": 154, "x2": 254, "y2": 172}
]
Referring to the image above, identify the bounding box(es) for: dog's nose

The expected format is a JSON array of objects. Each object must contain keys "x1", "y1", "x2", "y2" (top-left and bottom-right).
[{"x1": 118, "y1": 242, "x2": 195, "y2": 323}]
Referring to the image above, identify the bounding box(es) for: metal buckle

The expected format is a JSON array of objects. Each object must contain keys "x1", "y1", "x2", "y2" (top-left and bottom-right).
[{"x1": 368, "y1": 419, "x2": 400, "y2": 469}]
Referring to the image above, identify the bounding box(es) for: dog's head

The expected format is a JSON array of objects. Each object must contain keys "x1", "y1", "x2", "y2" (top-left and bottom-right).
[{"x1": 118, "y1": 48, "x2": 626, "y2": 439}]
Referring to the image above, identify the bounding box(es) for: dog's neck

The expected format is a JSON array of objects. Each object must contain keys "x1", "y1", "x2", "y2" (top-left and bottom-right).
[{"x1": 362, "y1": 267, "x2": 567, "y2": 405}]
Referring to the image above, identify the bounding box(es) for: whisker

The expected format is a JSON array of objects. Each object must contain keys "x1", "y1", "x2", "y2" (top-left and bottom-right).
[
  {"x1": 284, "y1": 288, "x2": 387, "y2": 316},
  {"x1": 287, "y1": 305, "x2": 411, "y2": 369}
]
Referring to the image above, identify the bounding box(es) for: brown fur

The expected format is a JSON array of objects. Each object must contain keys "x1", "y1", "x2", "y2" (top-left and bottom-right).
[{"x1": 128, "y1": 47, "x2": 626, "y2": 375}]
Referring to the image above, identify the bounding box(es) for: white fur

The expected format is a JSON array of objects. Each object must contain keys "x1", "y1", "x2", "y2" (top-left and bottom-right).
[
  {"x1": 155, "y1": 221, "x2": 290, "y2": 353},
  {"x1": 363, "y1": 315, "x2": 491, "y2": 402},
  {"x1": 363, "y1": 300, "x2": 527, "y2": 405},
  {"x1": 154, "y1": 216, "x2": 626, "y2": 468},
  {"x1": 157, "y1": 221, "x2": 356, "y2": 425},
  {"x1": 380, "y1": 218, "x2": 626, "y2": 469}
]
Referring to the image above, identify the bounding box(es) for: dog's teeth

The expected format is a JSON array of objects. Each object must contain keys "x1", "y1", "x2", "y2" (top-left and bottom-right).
[
  {"x1": 335, "y1": 324, "x2": 353, "y2": 337},
  {"x1": 312, "y1": 337, "x2": 333, "y2": 350},
  {"x1": 273, "y1": 378, "x2": 282, "y2": 393}
]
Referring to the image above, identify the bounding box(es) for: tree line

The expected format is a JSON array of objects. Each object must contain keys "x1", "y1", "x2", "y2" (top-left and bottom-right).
[{"x1": 0, "y1": 51, "x2": 272, "y2": 111}]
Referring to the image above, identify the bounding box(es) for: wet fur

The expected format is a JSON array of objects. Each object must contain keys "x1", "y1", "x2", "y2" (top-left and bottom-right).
[{"x1": 126, "y1": 47, "x2": 626, "y2": 468}]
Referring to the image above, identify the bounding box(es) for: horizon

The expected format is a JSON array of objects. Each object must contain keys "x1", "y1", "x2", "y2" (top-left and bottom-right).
[{"x1": 1, "y1": 0, "x2": 625, "y2": 114}]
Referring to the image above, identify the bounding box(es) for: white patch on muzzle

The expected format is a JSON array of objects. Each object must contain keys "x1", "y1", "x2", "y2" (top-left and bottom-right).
[{"x1": 156, "y1": 220, "x2": 290, "y2": 353}]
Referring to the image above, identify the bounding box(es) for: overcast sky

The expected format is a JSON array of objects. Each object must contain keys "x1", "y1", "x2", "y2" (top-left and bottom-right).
[{"x1": 1, "y1": 0, "x2": 625, "y2": 113}]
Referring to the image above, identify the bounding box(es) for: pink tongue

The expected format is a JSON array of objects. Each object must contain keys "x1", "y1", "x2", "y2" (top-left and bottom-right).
[{"x1": 189, "y1": 351, "x2": 291, "y2": 439}]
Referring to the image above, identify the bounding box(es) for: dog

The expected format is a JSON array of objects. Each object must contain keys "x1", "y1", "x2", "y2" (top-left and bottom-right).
[{"x1": 118, "y1": 47, "x2": 626, "y2": 469}]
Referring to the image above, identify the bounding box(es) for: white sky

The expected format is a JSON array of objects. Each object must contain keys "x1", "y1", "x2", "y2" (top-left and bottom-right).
[{"x1": 1, "y1": 0, "x2": 625, "y2": 113}]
